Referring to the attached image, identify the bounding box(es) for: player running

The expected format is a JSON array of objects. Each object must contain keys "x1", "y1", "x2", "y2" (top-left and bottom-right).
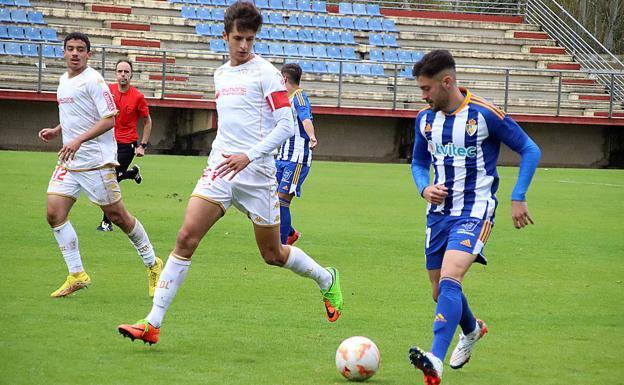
[
  {"x1": 117, "y1": 1, "x2": 342, "y2": 345},
  {"x1": 406, "y1": 50, "x2": 541, "y2": 385}
]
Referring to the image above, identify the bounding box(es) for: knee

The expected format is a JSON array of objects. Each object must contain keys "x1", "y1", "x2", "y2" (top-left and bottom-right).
[
  {"x1": 260, "y1": 246, "x2": 286, "y2": 266},
  {"x1": 176, "y1": 227, "x2": 200, "y2": 251},
  {"x1": 46, "y1": 210, "x2": 65, "y2": 227}
]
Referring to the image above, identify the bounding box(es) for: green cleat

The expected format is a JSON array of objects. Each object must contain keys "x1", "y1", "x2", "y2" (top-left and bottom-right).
[{"x1": 321, "y1": 267, "x2": 342, "y2": 322}]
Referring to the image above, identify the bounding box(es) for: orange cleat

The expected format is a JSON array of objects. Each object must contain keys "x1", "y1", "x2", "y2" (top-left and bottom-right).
[
  {"x1": 286, "y1": 230, "x2": 300, "y2": 245},
  {"x1": 118, "y1": 319, "x2": 160, "y2": 345}
]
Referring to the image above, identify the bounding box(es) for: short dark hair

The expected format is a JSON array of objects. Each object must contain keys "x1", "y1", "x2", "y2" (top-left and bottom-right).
[
  {"x1": 115, "y1": 59, "x2": 133, "y2": 72},
  {"x1": 412, "y1": 49, "x2": 455, "y2": 78},
  {"x1": 224, "y1": 1, "x2": 263, "y2": 34},
  {"x1": 281, "y1": 63, "x2": 302, "y2": 85},
  {"x1": 63, "y1": 32, "x2": 91, "y2": 52}
]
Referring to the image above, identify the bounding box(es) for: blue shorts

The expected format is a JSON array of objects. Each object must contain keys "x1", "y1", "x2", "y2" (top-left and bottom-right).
[
  {"x1": 275, "y1": 160, "x2": 310, "y2": 197},
  {"x1": 424, "y1": 213, "x2": 493, "y2": 270}
]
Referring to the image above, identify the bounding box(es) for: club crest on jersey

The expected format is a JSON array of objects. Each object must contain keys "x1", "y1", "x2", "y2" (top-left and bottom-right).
[
  {"x1": 425, "y1": 123, "x2": 432, "y2": 132},
  {"x1": 465, "y1": 119, "x2": 477, "y2": 136}
]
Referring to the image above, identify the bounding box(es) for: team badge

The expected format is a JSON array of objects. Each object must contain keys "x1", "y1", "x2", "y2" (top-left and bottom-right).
[
  {"x1": 465, "y1": 119, "x2": 477, "y2": 136},
  {"x1": 424, "y1": 123, "x2": 432, "y2": 132}
]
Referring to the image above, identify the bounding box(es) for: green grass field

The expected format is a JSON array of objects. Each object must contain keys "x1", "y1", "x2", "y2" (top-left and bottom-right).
[{"x1": 1, "y1": 150, "x2": 623, "y2": 385}]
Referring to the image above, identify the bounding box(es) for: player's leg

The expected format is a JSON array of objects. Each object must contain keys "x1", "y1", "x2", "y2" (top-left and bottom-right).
[
  {"x1": 115, "y1": 143, "x2": 135, "y2": 181},
  {"x1": 278, "y1": 191, "x2": 295, "y2": 244}
]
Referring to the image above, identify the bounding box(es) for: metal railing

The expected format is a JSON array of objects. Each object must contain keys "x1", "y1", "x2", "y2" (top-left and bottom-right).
[
  {"x1": 1, "y1": 40, "x2": 622, "y2": 118},
  {"x1": 327, "y1": 0, "x2": 527, "y2": 14},
  {"x1": 524, "y1": 0, "x2": 624, "y2": 103}
]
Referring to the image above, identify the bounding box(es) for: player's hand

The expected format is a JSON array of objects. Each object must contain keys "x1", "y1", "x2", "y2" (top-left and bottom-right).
[
  {"x1": 423, "y1": 184, "x2": 448, "y2": 205},
  {"x1": 58, "y1": 138, "x2": 82, "y2": 163},
  {"x1": 310, "y1": 137, "x2": 318, "y2": 149},
  {"x1": 511, "y1": 200, "x2": 534, "y2": 229},
  {"x1": 38, "y1": 127, "x2": 59, "y2": 142},
  {"x1": 135, "y1": 146, "x2": 145, "y2": 157},
  {"x1": 215, "y1": 153, "x2": 251, "y2": 180}
]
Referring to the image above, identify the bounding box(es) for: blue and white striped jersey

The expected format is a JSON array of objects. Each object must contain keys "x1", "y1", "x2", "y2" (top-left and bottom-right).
[
  {"x1": 412, "y1": 88, "x2": 537, "y2": 220},
  {"x1": 277, "y1": 89, "x2": 313, "y2": 166}
]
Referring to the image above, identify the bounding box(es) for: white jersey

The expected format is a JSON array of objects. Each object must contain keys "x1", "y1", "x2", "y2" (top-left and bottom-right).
[
  {"x1": 57, "y1": 66, "x2": 118, "y2": 171},
  {"x1": 211, "y1": 55, "x2": 292, "y2": 158}
]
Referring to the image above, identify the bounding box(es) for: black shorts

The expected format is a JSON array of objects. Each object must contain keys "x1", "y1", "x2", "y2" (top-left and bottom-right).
[{"x1": 116, "y1": 142, "x2": 136, "y2": 178}]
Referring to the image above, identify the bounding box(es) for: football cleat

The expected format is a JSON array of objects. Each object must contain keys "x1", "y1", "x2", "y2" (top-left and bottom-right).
[
  {"x1": 147, "y1": 257, "x2": 163, "y2": 297},
  {"x1": 321, "y1": 267, "x2": 342, "y2": 322},
  {"x1": 450, "y1": 318, "x2": 488, "y2": 369},
  {"x1": 118, "y1": 319, "x2": 160, "y2": 345},
  {"x1": 409, "y1": 346, "x2": 443, "y2": 385},
  {"x1": 50, "y1": 271, "x2": 91, "y2": 297},
  {"x1": 286, "y1": 230, "x2": 300, "y2": 245},
  {"x1": 131, "y1": 165, "x2": 142, "y2": 184},
  {"x1": 97, "y1": 221, "x2": 113, "y2": 232}
]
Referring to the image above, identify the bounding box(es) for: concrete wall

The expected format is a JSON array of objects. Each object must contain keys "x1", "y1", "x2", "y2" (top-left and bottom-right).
[{"x1": 0, "y1": 99, "x2": 619, "y2": 168}]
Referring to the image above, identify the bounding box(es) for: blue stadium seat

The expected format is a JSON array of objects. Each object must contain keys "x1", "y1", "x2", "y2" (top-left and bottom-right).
[
  {"x1": 399, "y1": 65, "x2": 413, "y2": 78},
  {"x1": 283, "y1": 0, "x2": 297, "y2": 10},
  {"x1": 312, "y1": 29, "x2": 326, "y2": 43},
  {"x1": 382, "y1": 19, "x2": 397, "y2": 32},
  {"x1": 383, "y1": 49, "x2": 399, "y2": 62},
  {"x1": 339, "y1": 17, "x2": 354, "y2": 29},
  {"x1": 269, "y1": 42, "x2": 284, "y2": 55},
  {"x1": 42, "y1": 28, "x2": 59, "y2": 41},
  {"x1": 356, "y1": 63, "x2": 372, "y2": 76},
  {"x1": 286, "y1": 13, "x2": 299, "y2": 26},
  {"x1": 0, "y1": 8, "x2": 11, "y2": 22},
  {"x1": 196, "y1": 7, "x2": 210, "y2": 20},
  {"x1": 338, "y1": 2, "x2": 352, "y2": 14},
  {"x1": 340, "y1": 31, "x2": 355, "y2": 44},
  {"x1": 22, "y1": 43, "x2": 38, "y2": 56},
  {"x1": 366, "y1": 4, "x2": 381, "y2": 16},
  {"x1": 368, "y1": 33, "x2": 383, "y2": 46},
  {"x1": 44, "y1": 44, "x2": 58, "y2": 58},
  {"x1": 10, "y1": 9, "x2": 28, "y2": 23},
  {"x1": 226, "y1": 0, "x2": 237, "y2": 5},
  {"x1": 54, "y1": 45, "x2": 63, "y2": 57},
  {"x1": 368, "y1": 17, "x2": 382, "y2": 31},
  {"x1": 327, "y1": 46, "x2": 341, "y2": 59},
  {"x1": 300, "y1": 59, "x2": 314, "y2": 73},
  {"x1": 5, "y1": 42, "x2": 21, "y2": 55},
  {"x1": 299, "y1": 44, "x2": 313, "y2": 57},
  {"x1": 343, "y1": 61, "x2": 357, "y2": 75},
  {"x1": 8, "y1": 26, "x2": 24, "y2": 39},
  {"x1": 354, "y1": 17, "x2": 368, "y2": 31},
  {"x1": 297, "y1": 0, "x2": 311, "y2": 11},
  {"x1": 312, "y1": 0, "x2": 326, "y2": 13},
  {"x1": 341, "y1": 46, "x2": 356, "y2": 60},
  {"x1": 268, "y1": 27, "x2": 284, "y2": 40},
  {"x1": 213, "y1": 0, "x2": 226, "y2": 5},
  {"x1": 369, "y1": 48, "x2": 382, "y2": 61},
  {"x1": 14, "y1": 0, "x2": 30, "y2": 6},
  {"x1": 382, "y1": 34, "x2": 398, "y2": 47},
  {"x1": 25, "y1": 27, "x2": 43, "y2": 40},
  {"x1": 197, "y1": 0, "x2": 211, "y2": 5},
  {"x1": 181, "y1": 6, "x2": 197, "y2": 19},
  {"x1": 352, "y1": 3, "x2": 366, "y2": 15},
  {"x1": 326, "y1": 61, "x2": 339, "y2": 74},
  {"x1": 298, "y1": 13, "x2": 312, "y2": 26},
  {"x1": 0, "y1": 42, "x2": 4, "y2": 55},
  {"x1": 298, "y1": 29, "x2": 313, "y2": 42},
  {"x1": 0, "y1": 0, "x2": 15, "y2": 5},
  {"x1": 312, "y1": 45, "x2": 327, "y2": 58},
  {"x1": 210, "y1": 24, "x2": 224, "y2": 36},
  {"x1": 371, "y1": 64, "x2": 385, "y2": 76},
  {"x1": 195, "y1": 23, "x2": 210, "y2": 36},
  {"x1": 269, "y1": 12, "x2": 285, "y2": 24},
  {"x1": 255, "y1": 0, "x2": 269, "y2": 8},
  {"x1": 284, "y1": 43, "x2": 299, "y2": 56},
  {"x1": 412, "y1": 51, "x2": 424, "y2": 62},
  {"x1": 269, "y1": 0, "x2": 284, "y2": 10},
  {"x1": 254, "y1": 41, "x2": 270, "y2": 55},
  {"x1": 210, "y1": 39, "x2": 227, "y2": 52},
  {"x1": 0, "y1": 25, "x2": 8, "y2": 39},
  {"x1": 326, "y1": 15, "x2": 340, "y2": 29},
  {"x1": 312, "y1": 60, "x2": 327, "y2": 73},
  {"x1": 27, "y1": 11, "x2": 46, "y2": 24},
  {"x1": 312, "y1": 14, "x2": 326, "y2": 28},
  {"x1": 213, "y1": 8, "x2": 225, "y2": 21},
  {"x1": 398, "y1": 50, "x2": 412, "y2": 63},
  {"x1": 326, "y1": 30, "x2": 340, "y2": 44},
  {"x1": 258, "y1": 26, "x2": 271, "y2": 39},
  {"x1": 284, "y1": 28, "x2": 298, "y2": 41}
]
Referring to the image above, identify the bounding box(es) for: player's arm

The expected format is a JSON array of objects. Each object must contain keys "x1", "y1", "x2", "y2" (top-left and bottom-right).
[
  {"x1": 58, "y1": 116, "x2": 115, "y2": 162},
  {"x1": 490, "y1": 114, "x2": 541, "y2": 229},
  {"x1": 411, "y1": 117, "x2": 447, "y2": 204},
  {"x1": 297, "y1": 95, "x2": 317, "y2": 148},
  {"x1": 302, "y1": 119, "x2": 317, "y2": 149},
  {"x1": 38, "y1": 124, "x2": 62, "y2": 142},
  {"x1": 135, "y1": 95, "x2": 152, "y2": 157}
]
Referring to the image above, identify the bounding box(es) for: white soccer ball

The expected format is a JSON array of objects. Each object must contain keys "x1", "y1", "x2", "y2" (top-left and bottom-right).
[{"x1": 335, "y1": 336, "x2": 380, "y2": 381}]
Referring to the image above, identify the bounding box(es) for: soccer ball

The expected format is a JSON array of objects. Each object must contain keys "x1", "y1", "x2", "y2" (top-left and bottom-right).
[{"x1": 335, "y1": 336, "x2": 380, "y2": 381}]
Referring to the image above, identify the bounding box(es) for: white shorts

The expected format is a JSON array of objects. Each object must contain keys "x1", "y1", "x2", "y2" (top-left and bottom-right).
[
  {"x1": 46, "y1": 165, "x2": 122, "y2": 206},
  {"x1": 192, "y1": 150, "x2": 280, "y2": 226}
]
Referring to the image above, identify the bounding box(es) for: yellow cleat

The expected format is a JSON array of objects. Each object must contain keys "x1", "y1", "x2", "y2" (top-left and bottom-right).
[
  {"x1": 50, "y1": 271, "x2": 91, "y2": 298},
  {"x1": 147, "y1": 257, "x2": 163, "y2": 297}
]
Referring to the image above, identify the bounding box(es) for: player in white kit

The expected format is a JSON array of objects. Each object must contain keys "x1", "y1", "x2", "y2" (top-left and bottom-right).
[
  {"x1": 39, "y1": 32, "x2": 163, "y2": 298},
  {"x1": 118, "y1": 2, "x2": 343, "y2": 345}
]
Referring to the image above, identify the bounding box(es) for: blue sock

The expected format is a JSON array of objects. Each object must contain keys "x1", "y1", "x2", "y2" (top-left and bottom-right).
[
  {"x1": 279, "y1": 198, "x2": 292, "y2": 244},
  {"x1": 459, "y1": 293, "x2": 477, "y2": 335},
  {"x1": 431, "y1": 278, "x2": 463, "y2": 361}
]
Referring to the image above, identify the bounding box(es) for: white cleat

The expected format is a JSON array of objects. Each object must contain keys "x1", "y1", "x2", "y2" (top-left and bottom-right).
[
  {"x1": 409, "y1": 346, "x2": 443, "y2": 385},
  {"x1": 450, "y1": 318, "x2": 488, "y2": 369}
]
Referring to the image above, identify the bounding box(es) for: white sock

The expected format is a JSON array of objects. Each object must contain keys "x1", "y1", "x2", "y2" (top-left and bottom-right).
[
  {"x1": 126, "y1": 218, "x2": 156, "y2": 267},
  {"x1": 52, "y1": 221, "x2": 84, "y2": 274},
  {"x1": 283, "y1": 246, "x2": 332, "y2": 291},
  {"x1": 146, "y1": 253, "x2": 191, "y2": 327}
]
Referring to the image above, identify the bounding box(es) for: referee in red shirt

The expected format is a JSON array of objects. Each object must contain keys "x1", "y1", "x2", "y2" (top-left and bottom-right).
[{"x1": 98, "y1": 59, "x2": 152, "y2": 231}]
